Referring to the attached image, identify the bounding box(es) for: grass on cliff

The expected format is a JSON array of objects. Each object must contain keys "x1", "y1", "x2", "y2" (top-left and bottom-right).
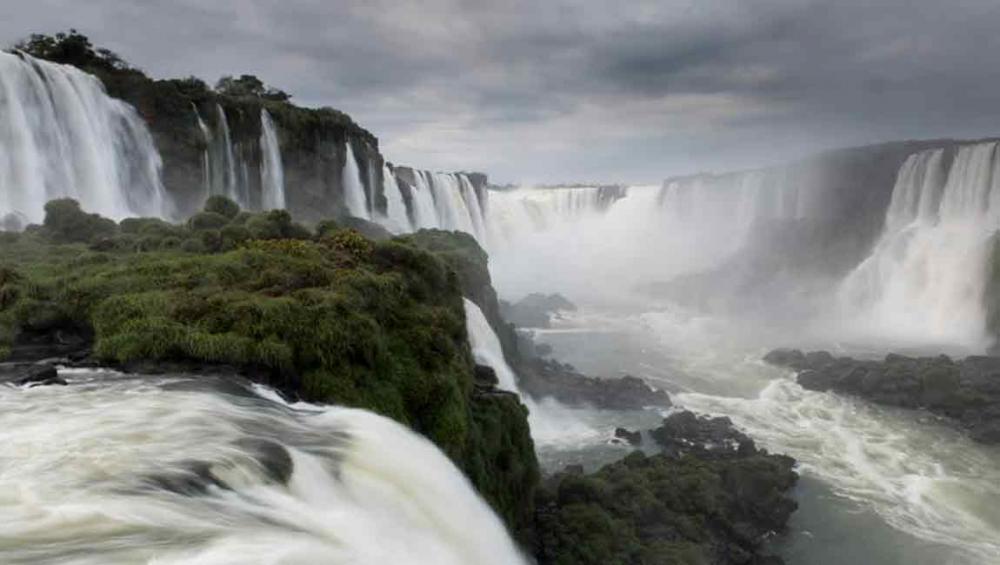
[{"x1": 0, "y1": 197, "x2": 538, "y2": 534}]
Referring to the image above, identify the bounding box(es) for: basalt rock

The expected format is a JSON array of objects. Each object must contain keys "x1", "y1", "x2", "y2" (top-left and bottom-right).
[
  {"x1": 0, "y1": 363, "x2": 67, "y2": 387},
  {"x1": 765, "y1": 348, "x2": 1000, "y2": 444},
  {"x1": 613, "y1": 427, "x2": 642, "y2": 446}
]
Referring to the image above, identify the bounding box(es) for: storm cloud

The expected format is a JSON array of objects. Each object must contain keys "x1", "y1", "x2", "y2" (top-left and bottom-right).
[{"x1": 4, "y1": 0, "x2": 1000, "y2": 183}]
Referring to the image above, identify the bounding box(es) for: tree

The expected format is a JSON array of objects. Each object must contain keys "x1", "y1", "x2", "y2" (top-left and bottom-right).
[
  {"x1": 13, "y1": 30, "x2": 133, "y2": 73},
  {"x1": 215, "y1": 74, "x2": 291, "y2": 102}
]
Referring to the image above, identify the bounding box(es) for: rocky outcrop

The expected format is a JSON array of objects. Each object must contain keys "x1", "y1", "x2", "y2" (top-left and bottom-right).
[
  {"x1": 765, "y1": 348, "x2": 1000, "y2": 443},
  {"x1": 519, "y1": 357, "x2": 671, "y2": 410},
  {"x1": 535, "y1": 410, "x2": 797, "y2": 565},
  {"x1": 500, "y1": 293, "x2": 576, "y2": 329},
  {"x1": 0, "y1": 363, "x2": 67, "y2": 387}
]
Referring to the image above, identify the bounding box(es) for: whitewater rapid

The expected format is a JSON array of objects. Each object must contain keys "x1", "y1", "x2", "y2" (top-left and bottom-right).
[{"x1": 0, "y1": 369, "x2": 525, "y2": 565}]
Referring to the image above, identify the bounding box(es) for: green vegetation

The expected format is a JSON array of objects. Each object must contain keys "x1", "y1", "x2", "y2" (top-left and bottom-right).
[
  {"x1": 535, "y1": 450, "x2": 797, "y2": 565},
  {"x1": 0, "y1": 198, "x2": 537, "y2": 536}
]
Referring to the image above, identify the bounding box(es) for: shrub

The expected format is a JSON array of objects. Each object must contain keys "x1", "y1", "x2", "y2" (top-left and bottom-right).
[
  {"x1": 42, "y1": 199, "x2": 118, "y2": 244},
  {"x1": 188, "y1": 211, "x2": 230, "y2": 231},
  {"x1": 203, "y1": 195, "x2": 241, "y2": 219}
]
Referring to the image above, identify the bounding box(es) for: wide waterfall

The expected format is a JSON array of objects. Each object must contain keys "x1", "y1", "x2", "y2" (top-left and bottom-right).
[
  {"x1": 342, "y1": 140, "x2": 369, "y2": 219},
  {"x1": 839, "y1": 141, "x2": 1000, "y2": 349},
  {"x1": 0, "y1": 52, "x2": 167, "y2": 222},
  {"x1": 0, "y1": 369, "x2": 525, "y2": 565},
  {"x1": 259, "y1": 109, "x2": 285, "y2": 210}
]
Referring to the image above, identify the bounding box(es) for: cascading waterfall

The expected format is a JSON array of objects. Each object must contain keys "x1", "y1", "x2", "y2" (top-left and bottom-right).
[
  {"x1": 0, "y1": 369, "x2": 526, "y2": 565},
  {"x1": 409, "y1": 171, "x2": 441, "y2": 229},
  {"x1": 259, "y1": 109, "x2": 285, "y2": 210},
  {"x1": 214, "y1": 104, "x2": 242, "y2": 205},
  {"x1": 464, "y1": 299, "x2": 519, "y2": 392},
  {"x1": 380, "y1": 165, "x2": 412, "y2": 233},
  {"x1": 342, "y1": 140, "x2": 369, "y2": 219},
  {"x1": 839, "y1": 142, "x2": 1000, "y2": 349},
  {"x1": 194, "y1": 105, "x2": 212, "y2": 199},
  {"x1": 0, "y1": 52, "x2": 167, "y2": 222}
]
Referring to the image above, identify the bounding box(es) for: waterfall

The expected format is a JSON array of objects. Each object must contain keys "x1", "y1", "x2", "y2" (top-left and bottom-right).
[
  {"x1": 380, "y1": 165, "x2": 412, "y2": 233},
  {"x1": 342, "y1": 140, "x2": 369, "y2": 219},
  {"x1": 214, "y1": 104, "x2": 242, "y2": 205},
  {"x1": 464, "y1": 299, "x2": 519, "y2": 392},
  {"x1": 410, "y1": 171, "x2": 440, "y2": 229},
  {"x1": 193, "y1": 105, "x2": 212, "y2": 200},
  {"x1": 259, "y1": 109, "x2": 285, "y2": 210},
  {"x1": 0, "y1": 52, "x2": 167, "y2": 222},
  {"x1": 0, "y1": 370, "x2": 525, "y2": 564},
  {"x1": 459, "y1": 175, "x2": 487, "y2": 242},
  {"x1": 839, "y1": 142, "x2": 1000, "y2": 348}
]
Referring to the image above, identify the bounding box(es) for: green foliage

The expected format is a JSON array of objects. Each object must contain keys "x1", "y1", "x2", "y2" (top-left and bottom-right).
[
  {"x1": 203, "y1": 195, "x2": 241, "y2": 219},
  {"x1": 216, "y1": 74, "x2": 291, "y2": 102},
  {"x1": 188, "y1": 211, "x2": 230, "y2": 231},
  {"x1": 13, "y1": 30, "x2": 133, "y2": 74},
  {"x1": 315, "y1": 219, "x2": 340, "y2": 237},
  {"x1": 42, "y1": 199, "x2": 118, "y2": 244}
]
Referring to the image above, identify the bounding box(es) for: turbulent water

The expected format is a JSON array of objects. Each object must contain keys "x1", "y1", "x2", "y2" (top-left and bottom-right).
[
  {"x1": 478, "y1": 161, "x2": 1000, "y2": 563},
  {"x1": 0, "y1": 369, "x2": 525, "y2": 565},
  {"x1": 0, "y1": 52, "x2": 167, "y2": 222}
]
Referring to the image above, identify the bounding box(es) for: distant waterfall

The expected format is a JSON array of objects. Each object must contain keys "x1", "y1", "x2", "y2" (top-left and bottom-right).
[
  {"x1": 259, "y1": 109, "x2": 285, "y2": 210},
  {"x1": 0, "y1": 52, "x2": 167, "y2": 222},
  {"x1": 463, "y1": 299, "x2": 519, "y2": 392},
  {"x1": 342, "y1": 140, "x2": 369, "y2": 219},
  {"x1": 410, "y1": 171, "x2": 441, "y2": 229},
  {"x1": 0, "y1": 370, "x2": 525, "y2": 564},
  {"x1": 214, "y1": 104, "x2": 241, "y2": 204},
  {"x1": 839, "y1": 142, "x2": 1000, "y2": 348}
]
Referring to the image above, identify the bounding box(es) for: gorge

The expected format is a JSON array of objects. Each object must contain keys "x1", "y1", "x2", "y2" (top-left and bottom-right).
[{"x1": 2, "y1": 31, "x2": 1000, "y2": 565}]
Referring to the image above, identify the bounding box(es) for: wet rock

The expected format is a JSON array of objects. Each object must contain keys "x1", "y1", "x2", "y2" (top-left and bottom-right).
[
  {"x1": 763, "y1": 348, "x2": 1000, "y2": 444},
  {"x1": 613, "y1": 427, "x2": 641, "y2": 446},
  {"x1": 0, "y1": 363, "x2": 67, "y2": 387},
  {"x1": 499, "y1": 293, "x2": 576, "y2": 329},
  {"x1": 473, "y1": 364, "x2": 500, "y2": 388},
  {"x1": 650, "y1": 411, "x2": 758, "y2": 458},
  {"x1": 518, "y1": 357, "x2": 671, "y2": 410}
]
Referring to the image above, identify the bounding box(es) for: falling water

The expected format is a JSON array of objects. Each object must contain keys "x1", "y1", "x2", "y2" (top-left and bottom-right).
[
  {"x1": 0, "y1": 52, "x2": 167, "y2": 222},
  {"x1": 0, "y1": 369, "x2": 526, "y2": 565},
  {"x1": 839, "y1": 142, "x2": 1000, "y2": 349},
  {"x1": 342, "y1": 140, "x2": 369, "y2": 219},
  {"x1": 214, "y1": 104, "x2": 241, "y2": 205},
  {"x1": 463, "y1": 299, "x2": 519, "y2": 392},
  {"x1": 380, "y1": 165, "x2": 412, "y2": 233},
  {"x1": 259, "y1": 109, "x2": 285, "y2": 210},
  {"x1": 193, "y1": 105, "x2": 212, "y2": 199},
  {"x1": 409, "y1": 171, "x2": 441, "y2": 229}
]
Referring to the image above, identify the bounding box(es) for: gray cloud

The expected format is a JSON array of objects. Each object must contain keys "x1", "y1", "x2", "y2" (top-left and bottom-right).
[{"x1": 4, "y1": 0, "x2": 1000, "y2": 183}]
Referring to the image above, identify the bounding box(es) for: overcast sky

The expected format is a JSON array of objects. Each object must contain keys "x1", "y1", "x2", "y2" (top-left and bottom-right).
[{"x1": 4, "y1": 0, "x2": 1000, "y2": 184}]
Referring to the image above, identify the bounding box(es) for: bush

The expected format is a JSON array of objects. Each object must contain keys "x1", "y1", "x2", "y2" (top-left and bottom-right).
[
  {"x1": 203, "y1": 195, "x2": 241, "y2": 220},
  {"x1": 188, "y1": 211, "x2": 230, "y2": 231},
  {"x1": 42, "y1": 199, "x2": 118, "y2": 244},
  {"x1": 220, "y1": 224, "x2": 251, "y2": 251}
]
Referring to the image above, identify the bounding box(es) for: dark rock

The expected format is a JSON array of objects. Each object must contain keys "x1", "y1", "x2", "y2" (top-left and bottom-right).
[
  {"x1": 499, "y1": 293, "x2": 576, "y2": 329},
  {"x1": 0, "y1": 363, "x2": 67, "y2": 387},
  {"x1": 650, "y1": 411, "x2": 757, "y2": 459},
  {"x1": 764, "y1": 349, "x2": 1000, "y2": 444},
  {"x1": 473, "y1": 364, "x2": 500, "y2": 388},
  {"x1": 518, "y1": 357, "x2": 671, "y2": 410},
  {"x1": 613, "y1": 427, "x2": 642, "y2": 446}
]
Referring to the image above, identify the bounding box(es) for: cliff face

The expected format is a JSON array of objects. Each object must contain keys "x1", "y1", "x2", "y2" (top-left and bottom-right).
[{"x1": 95, "y1": 70, "x2": 384, "y2": 222}]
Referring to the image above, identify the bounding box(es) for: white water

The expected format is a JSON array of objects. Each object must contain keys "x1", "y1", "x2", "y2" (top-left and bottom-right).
[
  {"x1": 259, "y1": 109, "x2": 285, "y2": 210},
  {"x1": 194, "y1": 105, "x2": 212, "y2": 201},
  {"x1": 342, "y1": 140, "x2": 369, "y2": 219},
  {"x1": 214, "y1": 104, "x2": 242, "y2": 206},
  {"x1": 463, "y1": 298, "x2": 519, "y2": 392},
  {"x1": 0, "y1": 369, "x2": 525, "y2": 565},
  {"x1": 380, "y1": 165, "x2": 412, "y2": 233},
  {"x1": 840, "y1": 142, "x2": 1000, "y2": 350},
  {"x1": 0, "y1": 52, "x2": 167, "y2": 222}
]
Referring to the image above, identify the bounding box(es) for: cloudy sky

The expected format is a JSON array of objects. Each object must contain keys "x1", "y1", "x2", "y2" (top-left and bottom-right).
[{"x1": 4, "y1": 0, "x2": 1000, "y2": 184}]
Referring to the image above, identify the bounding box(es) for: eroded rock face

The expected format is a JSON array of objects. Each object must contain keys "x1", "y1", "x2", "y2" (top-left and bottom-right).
[
  {"x1": 765, "y1": 349, "x2": 1000, "y2": 443},
  {"x1": 499, "y1": 293, "x2": 576, "y2": 329},
  {"x1": 535, "y1": 410, "x2": 797, "y2": 565}
]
